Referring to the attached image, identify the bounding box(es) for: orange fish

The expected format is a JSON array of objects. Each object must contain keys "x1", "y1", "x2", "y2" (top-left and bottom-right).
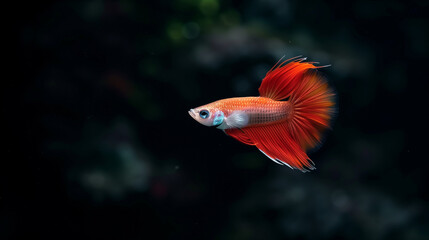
[{"x1": 188, "y1": 57, "x2": 335, "y2": 171}]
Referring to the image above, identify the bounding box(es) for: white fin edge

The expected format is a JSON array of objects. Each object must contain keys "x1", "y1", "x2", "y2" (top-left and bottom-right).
[{"x1": 259, "y1": 149, "x2": 293, "y2": 169}]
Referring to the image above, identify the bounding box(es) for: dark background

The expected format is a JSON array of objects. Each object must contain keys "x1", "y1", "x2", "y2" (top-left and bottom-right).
[{"x1": 3, "y1": 0, "x2": 429, "y2": 239}]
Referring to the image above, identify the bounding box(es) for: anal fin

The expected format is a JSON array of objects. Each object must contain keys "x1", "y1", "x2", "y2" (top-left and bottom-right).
[
  {"x1": 259, "y1": 149, "x2": 293, "y2": 169},
  {"x1": 240, "y1": 122, "x2": 316, "y2": 172},
  {"x1": 224, "y1": 128, "x2": 254, "y2": 146}
]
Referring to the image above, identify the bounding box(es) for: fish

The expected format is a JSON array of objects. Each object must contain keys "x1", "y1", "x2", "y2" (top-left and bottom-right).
[{"x1": 188, "y1": 56, "x2": 335, "y2": 172}]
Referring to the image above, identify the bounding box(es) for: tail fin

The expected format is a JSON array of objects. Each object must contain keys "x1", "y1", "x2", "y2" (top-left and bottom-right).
[
  {"x1": 227, "y1": 57, "x2": 335, "y2": 171},
  {"x1": 288, "y1": 69, "x2": 335, "y2": 152}
]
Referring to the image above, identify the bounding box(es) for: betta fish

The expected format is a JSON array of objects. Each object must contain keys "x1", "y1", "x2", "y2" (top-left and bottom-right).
[{"x1": 188, "y1": 57, "x2": 335, "y2": 172}]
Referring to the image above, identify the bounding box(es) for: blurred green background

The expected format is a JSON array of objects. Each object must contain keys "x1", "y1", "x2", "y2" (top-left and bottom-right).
[{"x1": 4, "y1": 0, "x2": 429, "y2": 239}]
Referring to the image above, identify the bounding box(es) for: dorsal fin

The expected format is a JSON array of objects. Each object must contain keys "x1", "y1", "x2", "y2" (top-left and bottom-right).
[{"x1": 258, "y1": 57, "x2": 320, "y2": 101}]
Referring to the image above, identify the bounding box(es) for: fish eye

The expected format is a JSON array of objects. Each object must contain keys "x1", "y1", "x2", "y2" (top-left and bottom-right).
[{"x1": 199, "y1": 110, "x2": 209, "y2": 119}]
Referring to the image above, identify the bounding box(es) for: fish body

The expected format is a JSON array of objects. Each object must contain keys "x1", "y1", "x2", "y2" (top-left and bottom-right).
[
  {"x1": 188, "y1": 57, "x2": 335, "y2": 171},
  {"x1": 189, "y1": 97, "x2": 292, "y2": 129}
]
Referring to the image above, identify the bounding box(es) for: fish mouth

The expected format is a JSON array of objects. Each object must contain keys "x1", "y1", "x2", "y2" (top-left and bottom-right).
[{"x1": 188, "y1": 109, "x2": 196, "y2": 118}]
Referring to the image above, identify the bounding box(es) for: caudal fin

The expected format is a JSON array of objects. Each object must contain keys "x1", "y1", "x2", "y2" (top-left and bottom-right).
[
  {"x1": 288, "y1": 69, "x2": 335, "y2": 152},
  {"x1": 227, "y1": 57, "x2": 335, "y2": 171}
]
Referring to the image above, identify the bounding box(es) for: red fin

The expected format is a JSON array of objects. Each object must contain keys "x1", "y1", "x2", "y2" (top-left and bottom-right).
[
  {"x1": 241, "y1": 124, "x2": 315, "y2": 171},
  {"x1": 258, "y1": 57, "x2": 320, "y2": 101},
  {"x1": 237, "y1": 57, "x2": 334, "y2": 171},
  {"x1": 224, "y1": 129, "x2": 255, "y2": 146},
  {"x1": 288, "y1": 70, "x2": 335, "y2": 151}
]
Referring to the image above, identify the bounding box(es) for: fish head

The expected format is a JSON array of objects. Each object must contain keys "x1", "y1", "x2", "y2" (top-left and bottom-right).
[{"x1": 188, "y1": 104, "x2": 224, "y2": 128}]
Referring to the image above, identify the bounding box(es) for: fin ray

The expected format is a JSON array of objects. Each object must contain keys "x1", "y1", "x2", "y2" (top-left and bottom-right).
[
  {"x1": 224, "y1": 128, "x2": 254, "y2": 145},
  {"x1": 259, "y1": 57, "x2": 320, "y2": 101},
  {"x1": 289, "y1": 70, "x2": 335, "y2": 151},
  {"x1": 241, "y1": 123, "x2": 316, "y2": 171},
  {"x1": 225, "y1": 111, "x2": 249, "y2": 128}
]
